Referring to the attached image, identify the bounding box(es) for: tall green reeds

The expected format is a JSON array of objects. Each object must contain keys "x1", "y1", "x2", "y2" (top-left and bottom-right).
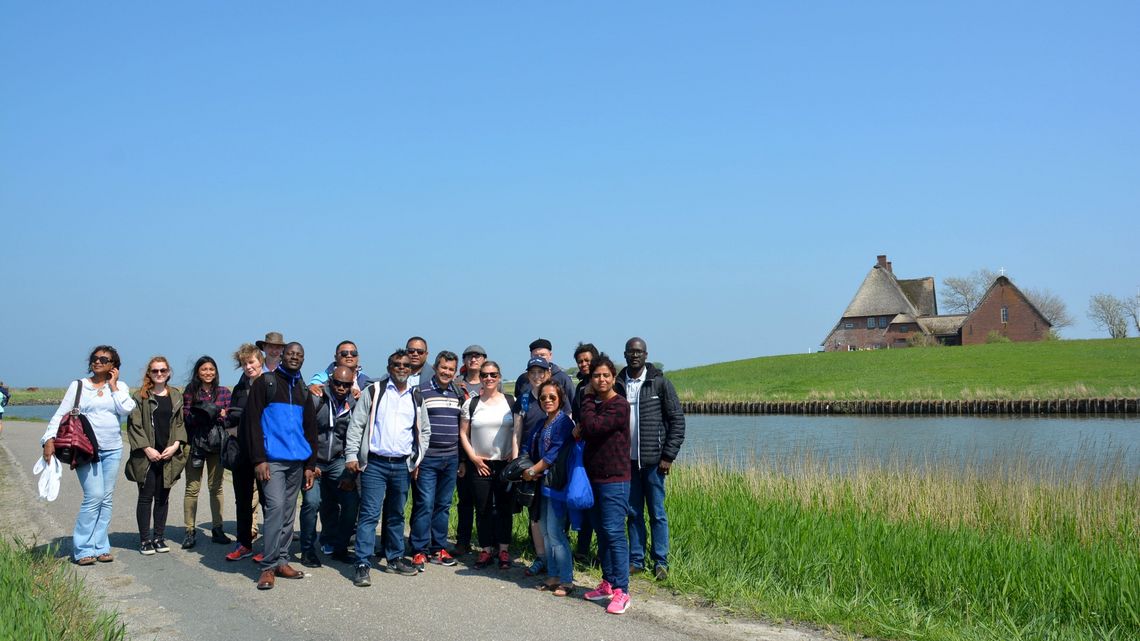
[
  {"x1": 0, "y1": 538, "x2": 125, "y2": 641},
  {"x1": 664, "y1": 452, "x2": 1140, "y2": 641}
]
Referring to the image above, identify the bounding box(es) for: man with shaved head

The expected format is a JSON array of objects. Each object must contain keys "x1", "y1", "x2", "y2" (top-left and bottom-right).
[
  {"x1": 244, "y1": 342, "x2": 318, "y2": 590},
  {"x1": 616, "y1": 337, "x2": 685, "y2": 582},
  {"x1": 299, "y1": 365, "x2": 360, "y2": 567}
]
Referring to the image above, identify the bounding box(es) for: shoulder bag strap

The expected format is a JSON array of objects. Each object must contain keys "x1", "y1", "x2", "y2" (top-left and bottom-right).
[{"x1": 71, "y1": 379, "x2": 83, "y2": 414}]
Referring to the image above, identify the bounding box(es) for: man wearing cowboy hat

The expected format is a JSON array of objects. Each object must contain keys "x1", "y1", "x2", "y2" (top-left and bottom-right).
[{"x1": 256, "y1": 332, "x2": 287, "y2": 373}]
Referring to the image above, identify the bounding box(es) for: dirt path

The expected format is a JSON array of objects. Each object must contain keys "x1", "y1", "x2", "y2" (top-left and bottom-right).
[{"x1": 1, "y1": 421, "x2": 841, "y2": 641}]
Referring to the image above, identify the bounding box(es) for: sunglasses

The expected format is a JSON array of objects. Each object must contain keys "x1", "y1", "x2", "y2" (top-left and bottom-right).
[
  {"x1": 406, "y1": 348, "x2": 426, "y2": 355},
  {"x1": 330, "y1": 379, "x2": 353, "y2": 388},
  {"x1": 539, "y1": 394, "x2": 559, "y2": 402},
  {"x1": 338, "y1": 350, "x2": 359, "y2": 358},
  {"x1": 91, "y1": 356, "x2": 114, "y2": 365},
  {"x1": 389, "y1": 362, "x2": 413, "y2": 370},
  {"x1": 479, "y1": 372, "x2": 500, "y2": 379},
  {"x1": 149, "y1": 368, "x2": 169, "y2": 374}
]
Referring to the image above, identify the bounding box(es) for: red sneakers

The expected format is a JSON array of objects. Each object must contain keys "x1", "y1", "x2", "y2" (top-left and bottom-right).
[
  {"x1": 584, "y1": 580, "x2": 614, "y2": 602},
  {"x1": 411, "y1": 553, "x2": 427, "y2": 572},
  {"x1": 431, "y1": 549, "x2": 458, "y2": 566},
  {"x1": 225, "y1": 544, "x2": 253, "y2": 562},
  {"x1": 497, "y1": 549, "x2": 511, "y2": 570},
  {"x1": 474, "y1": 550, "x2": 493, "y2": 569},
  {"x1": 606, "y1": 589, "x2": 630, "y2": 614}
]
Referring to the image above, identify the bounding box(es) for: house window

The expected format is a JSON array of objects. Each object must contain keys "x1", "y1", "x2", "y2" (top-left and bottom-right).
[
  {"x1": 1001, "y1": 306, "x2": 1009, "y2": 323},
  {"x1": 898, "y1": 324, "x2": 909, "y2": 332},
  {"x1": 844, "y1": 322, "x2": 854, "y2": 329},
  {"x1": 877, "y1": 317, "x2": 886, "y2": 328},
  {"x1": 867, "y1": 318, "x2": 876, "y2": 329}
]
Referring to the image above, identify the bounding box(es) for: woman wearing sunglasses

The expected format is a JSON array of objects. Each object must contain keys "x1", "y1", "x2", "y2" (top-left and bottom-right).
[
  {"x1": 458, "y1": 360, "x2": 518, "y2": 570},
  {"x1": 521, "y1": 380, "x2": 576, "y2": 596},
  {"x1": 41, "y1": 345, "x2": 137, "y2": 565},
  {"x1": 125, "y1": 357, "x2": 189, "y2": 555}
]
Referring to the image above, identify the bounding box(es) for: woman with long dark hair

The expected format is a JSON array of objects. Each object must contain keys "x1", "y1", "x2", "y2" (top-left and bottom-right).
[
  {"x1": 125, "y1": 356, "x2": 188, "y2": 555},
  {"x1": 576, "y1": 354, "x2": 632, "y2": 615},
  {"x1": 41, "y1": 345, "x2": 137, "y2": 565},
  {"x1": 181, "y1": 355, "x2": 232, "y2": 549}
]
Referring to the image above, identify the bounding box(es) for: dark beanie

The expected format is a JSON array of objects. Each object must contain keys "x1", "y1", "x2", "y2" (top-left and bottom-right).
[{"x1": 529, "y1": 338, "x2": 553, "y2": 351}]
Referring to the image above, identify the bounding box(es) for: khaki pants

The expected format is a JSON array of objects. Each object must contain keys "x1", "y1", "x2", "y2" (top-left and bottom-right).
[{"x1": 184, "y1": 451, "x2": 224, "y2": 529}]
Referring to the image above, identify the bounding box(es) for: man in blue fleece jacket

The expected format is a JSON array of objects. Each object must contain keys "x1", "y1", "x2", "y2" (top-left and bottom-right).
[{"x1": 244, "y1": 342, "x2": 318, "y2": 590}]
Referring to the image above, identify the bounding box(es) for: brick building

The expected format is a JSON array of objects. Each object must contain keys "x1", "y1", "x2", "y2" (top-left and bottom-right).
[
  {"x1": 960, "y1": 276, "x2": 1051, "y2": 345},
  {"x1": 821, "y1": 256, "x2": 1051, "y2": 351}
]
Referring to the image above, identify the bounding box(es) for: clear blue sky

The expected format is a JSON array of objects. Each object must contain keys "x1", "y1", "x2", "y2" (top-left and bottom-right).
[{"x1": 2, "y1": 2, "x2": 1138, "y2": 387}]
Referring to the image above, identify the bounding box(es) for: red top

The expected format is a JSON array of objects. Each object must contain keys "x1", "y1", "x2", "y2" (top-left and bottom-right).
[{"x1": 579, "y1": 393, "x2": 631, "y2": 483}]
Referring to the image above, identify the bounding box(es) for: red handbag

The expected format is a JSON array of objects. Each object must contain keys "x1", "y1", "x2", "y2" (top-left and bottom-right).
[{"x1": 54, "y1": 379, "x2": 100, "y2": 469}]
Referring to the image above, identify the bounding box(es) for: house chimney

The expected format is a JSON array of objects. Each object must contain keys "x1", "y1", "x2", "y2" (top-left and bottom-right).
[
  {"x1": 876, "y1": 255, "x2": 888, "y2": 269},
  {"x1": 886, "y1": 261, "x2": 893, "y2": 273}
]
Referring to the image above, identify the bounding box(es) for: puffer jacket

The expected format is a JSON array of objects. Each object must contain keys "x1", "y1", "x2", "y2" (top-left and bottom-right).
[
  {"x1": 125, "y1": 387, "x2": 190, "y2": 488},
  {"x1": 309, "y1": 383, "x2": 357, "y2": 464},
  {"x1": 615, "y1": 363, "x2": 686, "y2": 468}
]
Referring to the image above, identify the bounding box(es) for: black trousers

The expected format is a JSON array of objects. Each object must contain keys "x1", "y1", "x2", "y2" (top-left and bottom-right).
[
  {"x1": 136, "y1": 463, "x2": 171, "y2": 540},
  {"x1": 232, "y1": 459, "x2": 259, "y2": 549},
  {"x1": 455, "y1": 460, "x2": 476, "y2": 547},
  {"x1": 470, "y1": 460, "x2": 513, "y2": 549}
]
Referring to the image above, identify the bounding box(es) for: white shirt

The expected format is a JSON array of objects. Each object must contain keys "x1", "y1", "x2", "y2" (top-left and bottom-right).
[
  {"x1": 369, "y1": 380, "x2": 416, "y2": 457},
  {"x1": 624, "y1": 368, "x2": 646, "y2": 460},
  {"x1": 44, "y1": 379, "x2": 136, "y2": 451},
  {"x1": 462, "y1": 394, "x2": 514, "y2": 461}
]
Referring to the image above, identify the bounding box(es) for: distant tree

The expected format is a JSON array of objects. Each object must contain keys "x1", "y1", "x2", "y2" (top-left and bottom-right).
[
  {"x1": 940, "y1": 268, "x2": 998, "y2": 314},
  {"x1": 1023, "y1": 287, "x2": 1074, "y2": 331},
  {"x1": 1087, "y1": 294, "x2": 1129, "y2": 338},
  {"x1": 1125, "y1": 294, "x2": 1140, "y2": 335}
]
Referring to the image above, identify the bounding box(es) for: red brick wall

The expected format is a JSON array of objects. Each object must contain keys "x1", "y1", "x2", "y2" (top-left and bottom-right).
[
  {"x1": 824, "y1": 316, "x2": 895, "y2": 351},
  {"x1": 961, "y1": 282, "x2": 1049, "y2": 345}
]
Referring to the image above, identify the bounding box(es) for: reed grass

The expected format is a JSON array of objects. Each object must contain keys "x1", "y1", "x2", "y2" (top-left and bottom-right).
[
  {"x1": 663, "y1": 452, "x2": 1140, "y2": 640},
  {"x1": 0, "y1": 538, "x2": 125, "y2": 641}
]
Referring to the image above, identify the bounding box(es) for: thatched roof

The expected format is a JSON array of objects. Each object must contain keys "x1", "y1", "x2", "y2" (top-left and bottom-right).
[
  {"x1": 841, "y1": 266, "x2": 921, "y2": 318},
  {"x1": 917, "y1": 315, "x2": 968, "y2": 335},
  {"x1": 898, "y1": 277, "x2": 937, "y2": 316}
]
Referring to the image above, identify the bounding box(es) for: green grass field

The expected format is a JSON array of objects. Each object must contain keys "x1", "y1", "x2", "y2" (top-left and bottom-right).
[
  {"x1": 663, "y1": 453, "x2": 1140, "y2": 641},
  {"x1": 0, "y1": 538, "x2": 126, "y2": 641},
  {"x1": 669, "y1": 338, "x2": 1140, "y2": 402}
]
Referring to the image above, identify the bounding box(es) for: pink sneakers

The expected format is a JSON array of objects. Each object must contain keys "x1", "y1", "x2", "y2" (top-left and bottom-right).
[
  {"x1": 606, "y1": 589, "x2": 630, "y2": 615},
  {"x1": 583, "y1": 580, "x2": 614, "y2": 602}
]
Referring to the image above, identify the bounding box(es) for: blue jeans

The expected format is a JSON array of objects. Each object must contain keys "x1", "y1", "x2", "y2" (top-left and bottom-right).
[
  {"x1": 591, "y1": 480, "x2": 630, "y2": 592},
  {"x1": 300, "y1": 458, "x2": 359, "y2": 553},
  {"x1": 74, "y1": 447, "x2": 123, "y2": 560},
  {"x1": 541, "y1": 492, "x2": 573, "y2": 584},
  {"x1": 410, "y1": 455, "x2": 458, "y2": 555},
  {"x1": 354, "y1": 456, "x2": 410, "y2": 565},
  {"x1": 628, "y1": 460, "x2": 669, "y2": 570}
]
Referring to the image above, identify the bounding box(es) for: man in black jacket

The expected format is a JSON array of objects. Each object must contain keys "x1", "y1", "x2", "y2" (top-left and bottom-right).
[
  {"x1": 299, "y1": 366, "x2": 359, "y2": 567},
  {"x1": 616, "y1": 337, "x2": 685, "y2": 582}
]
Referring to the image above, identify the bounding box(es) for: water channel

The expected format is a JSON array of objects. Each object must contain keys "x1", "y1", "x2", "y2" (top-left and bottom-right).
[{"x1": 9, "y1": 404, "x2": 1139, "y2": 476}]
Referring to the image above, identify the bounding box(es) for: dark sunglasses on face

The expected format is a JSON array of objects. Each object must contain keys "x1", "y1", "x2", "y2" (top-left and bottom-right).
[
  {"x1": 92, "y1": 356, "x2": 114, "y2": 365},
  {"x1": 149, "y1": 368, "x2": 169, "y2": 374},
  {"x1": 389, "y1": 361, "x2": 412, "y2": 370},
  {"x1": 331, "y1": 379, "x2": 353, "y2": 388},
  {"x1": 539, "y1": 394, "x2": 559, "y2": 402},
  {"x1": 479, "y1": 371, "x2": 500, "y2": 379},
  {"x1": 406, "y1": 348, "x2": 426, "y2": 355},
  {"x1": 338, "y1": 350, "x2": 358, "y2": 358}
]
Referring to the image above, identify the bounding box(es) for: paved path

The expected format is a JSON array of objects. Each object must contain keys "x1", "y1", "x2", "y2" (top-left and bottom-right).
[{"x1": 1, "y1": 421, "x2": 835, "y2": 641}]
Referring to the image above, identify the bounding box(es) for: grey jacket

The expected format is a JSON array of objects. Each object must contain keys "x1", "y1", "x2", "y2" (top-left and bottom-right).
[
  {"x1": 616, "y1": 363, "x2": 686, "y2": 468},
  {"x1": 345, "y1": 378, "x2": 431, "y2": 473},
  {"x1": 310, "y1": 383, "x2": 358, "y2": 464}
]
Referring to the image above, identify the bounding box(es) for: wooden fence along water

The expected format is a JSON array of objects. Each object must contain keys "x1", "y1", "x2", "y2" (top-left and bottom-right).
[{"x1": 681, "y1": 398, "x2": 1140, "y2": 416}]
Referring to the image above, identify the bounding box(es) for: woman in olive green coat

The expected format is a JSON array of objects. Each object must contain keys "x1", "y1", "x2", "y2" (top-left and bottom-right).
[{"x1": 126, "y1": 356, "x2": 189, "y2": 555}]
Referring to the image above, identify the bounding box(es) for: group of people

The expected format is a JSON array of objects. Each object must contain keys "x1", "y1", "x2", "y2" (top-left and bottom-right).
[{"x1": 40, "y1": 333, "x2": 686, "y2": 616}]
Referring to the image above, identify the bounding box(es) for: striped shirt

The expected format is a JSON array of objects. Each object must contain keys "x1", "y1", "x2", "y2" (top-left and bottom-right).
[{"x1": 420, "y1": 376, "x2": 463, "y2": 457}]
